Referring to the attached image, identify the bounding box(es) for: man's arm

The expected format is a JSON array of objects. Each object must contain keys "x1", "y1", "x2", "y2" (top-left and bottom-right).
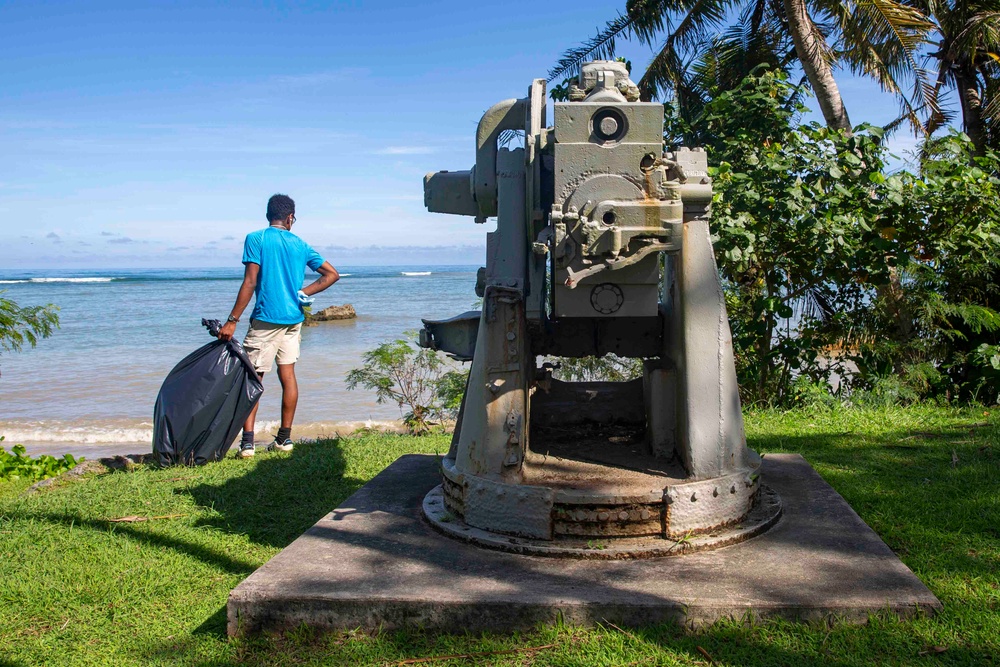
[
  {"x1": 219, "y1": 263, "x2": 260, "y2": 341},
  {"x1": 300, "y1": 261, "x2": 339, "y2": 297}
]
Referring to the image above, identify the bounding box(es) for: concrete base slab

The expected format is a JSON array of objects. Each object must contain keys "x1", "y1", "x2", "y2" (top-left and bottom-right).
[{"x1": 227, "y1": 454, "x2": 941, "y2": 635}]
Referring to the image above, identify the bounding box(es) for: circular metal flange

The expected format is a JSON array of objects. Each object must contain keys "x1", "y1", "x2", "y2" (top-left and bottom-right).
[
  {"x1": 423, "y1": 485, "x2": 782, "y2": 560},
  {"x1": 591, "y1": 107, "x2": 628, "y2": 143},
  {"x1": 591, "y1": 283, "x2": 624, "y2": 314}
]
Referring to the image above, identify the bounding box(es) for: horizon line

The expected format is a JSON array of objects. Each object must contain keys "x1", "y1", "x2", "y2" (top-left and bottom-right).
[{"x1": 0, "y1": 262, "x2": 484, "y2": 272}]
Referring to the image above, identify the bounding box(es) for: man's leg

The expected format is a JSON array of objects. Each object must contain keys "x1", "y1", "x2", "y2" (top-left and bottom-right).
[
  {"x1": 240, "y1": 318, "x2": 281, "y2": 458},
  {"x1": 277, "y1": 363, "x2": 298, "y2": 428},
  {"x1": 243, "y1": 372, "x2": 265, "y2": 433},
  {"x1": 238, "y1": 372, "x2": 264, "y2": 457},
  {"x1": 271, "y1": 363, "x2": 298, "y2": 450},
  {"x1": 267, "y1": 324, "x2": 301, "y2": 452}
]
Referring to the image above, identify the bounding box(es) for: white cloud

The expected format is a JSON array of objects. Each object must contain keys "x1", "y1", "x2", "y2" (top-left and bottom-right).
[
  {"x1": 268, "y1": 68, "x2": 371, "y2": 89},
  {"x1": 374, "y1": 146, "x2": 437, "y2": 155}
]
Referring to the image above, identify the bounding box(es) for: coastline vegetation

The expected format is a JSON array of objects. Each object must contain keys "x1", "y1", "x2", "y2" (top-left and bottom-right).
[
  {"x1": 346, "y1": 334, "x2": 467, "y2": 435},
  {"x1": 2, "y1": 407, "x2": 998, "y2": 666},
  {"x1": 0, "y1": 292, "x2": 59, "y2": 374},
  {"x1": 0, "y1": 438, "x2": 80, "y2": 482}
]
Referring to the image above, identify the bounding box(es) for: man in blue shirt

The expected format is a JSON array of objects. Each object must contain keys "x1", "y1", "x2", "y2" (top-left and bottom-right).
[{"x1": 219, "y1": 194, "x2": 340, "y2": 457}]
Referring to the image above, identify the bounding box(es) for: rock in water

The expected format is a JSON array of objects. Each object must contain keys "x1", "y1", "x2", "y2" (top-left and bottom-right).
[{"x1": 307, "y1": 304, "x2": 357, "y2": 324}]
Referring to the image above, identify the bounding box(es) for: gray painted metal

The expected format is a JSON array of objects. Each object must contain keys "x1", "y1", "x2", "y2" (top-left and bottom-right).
[
  {"x1": 474, "y1": 98, "x2": 527, "y2": 221},
  {"x1": 423, "y1": 170, "x2": 477, "y2": 217},
  {"x1": 442, "y1": 457, "x2": 554, "y2": 539},
  {"x1": 420, "y1": 311, "x2": 480, "y2": 361},
  {"x1": 419, "y1": 61, "x2": 768, "y2": 549}
]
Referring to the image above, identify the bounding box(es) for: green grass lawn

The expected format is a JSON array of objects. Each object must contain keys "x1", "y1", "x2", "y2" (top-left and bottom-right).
[{"x1": 2, "y1": 406, "x2": 999, "y2": 666}]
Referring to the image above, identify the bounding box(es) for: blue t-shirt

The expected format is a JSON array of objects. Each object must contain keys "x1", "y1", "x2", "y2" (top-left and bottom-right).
[{"x1": 242, "y1": 226, "x2": 325, "y2": 325}]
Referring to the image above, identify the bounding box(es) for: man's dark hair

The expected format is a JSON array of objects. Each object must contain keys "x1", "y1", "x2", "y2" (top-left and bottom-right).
[{"x1": 266, "y1": 194, "x2": 295, "y2": 222}]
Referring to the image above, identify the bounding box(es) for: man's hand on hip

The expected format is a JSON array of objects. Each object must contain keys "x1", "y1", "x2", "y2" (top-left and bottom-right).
[{"x1": 219, "y1": 321, "x2": 237, "y2": 342}]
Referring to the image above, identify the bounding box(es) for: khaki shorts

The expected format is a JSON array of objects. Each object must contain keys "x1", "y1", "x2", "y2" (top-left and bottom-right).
[{"x1": 242, "y1": 320, "x2": 302, "y2": 374}]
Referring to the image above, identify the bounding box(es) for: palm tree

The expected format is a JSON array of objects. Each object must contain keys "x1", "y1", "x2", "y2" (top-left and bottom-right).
[
  {"x1": 783, "y1": 0, "x2": 851, "y2": 130},
  {"x1": 552, "y1": 0, "x2": 934, "y2": 134},
  {"x1": 914, "y1": 0, "x2": 1000, "y2": 154}
]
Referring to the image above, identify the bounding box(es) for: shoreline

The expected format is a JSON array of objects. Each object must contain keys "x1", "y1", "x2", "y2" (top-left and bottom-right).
[{"x1": 5, "y1": 419, "x2": 409, "y2": 459}]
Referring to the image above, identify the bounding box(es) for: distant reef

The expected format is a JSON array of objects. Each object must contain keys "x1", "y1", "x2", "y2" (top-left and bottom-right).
[{"x1": 304, "y1": 304, "x2": 356, "y2": 326}]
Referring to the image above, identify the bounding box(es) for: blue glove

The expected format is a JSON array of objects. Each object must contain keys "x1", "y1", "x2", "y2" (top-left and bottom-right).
[{"x1": 297, "y1": 289, "x2": 315, "y2": 306}]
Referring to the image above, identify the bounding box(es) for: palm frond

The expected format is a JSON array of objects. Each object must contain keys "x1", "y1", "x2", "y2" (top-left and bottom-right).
[
  {"x1": 636, "y1": 0, "x2": 746, "y2": 99},
  {"x1": 982, "y1": 72, "x2": 1000, "y2": 121},
  {"x1": 638, "y1": 35, "x2": 693, "y2": 100},
  {"x1": 657, "y1": 0, "x2": 741, "y2": 53},
  {"x1": 549, "y1": 12, "x2": 636, "y2": 82},
  {"x1": 828, "y1": 0, "x2": 937, "y2": 132},
  {"x1": 549, "y1": 0, "x2": 736, "y2": 83},
  {"x1": 952, "y1": 11, "x2": 1000, "y2": 64},
  {"x1": 689, "y1": 2, "x2": 792, "y2": 96}
]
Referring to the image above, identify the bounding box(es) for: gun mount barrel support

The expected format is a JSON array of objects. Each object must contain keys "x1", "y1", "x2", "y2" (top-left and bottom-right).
[{"x1": 474, "y1": 97, "x2": 527, "y2": 221}]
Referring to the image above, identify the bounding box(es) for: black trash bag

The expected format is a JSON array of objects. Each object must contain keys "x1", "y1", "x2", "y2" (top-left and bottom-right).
[{"x1": 152, "y1": 321, "x2": 263, "y2": 465}]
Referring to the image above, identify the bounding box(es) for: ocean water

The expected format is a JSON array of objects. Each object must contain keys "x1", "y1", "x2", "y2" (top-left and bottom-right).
[{"x1": 0, "y1": 266, "x2": 478, "y2": 447}]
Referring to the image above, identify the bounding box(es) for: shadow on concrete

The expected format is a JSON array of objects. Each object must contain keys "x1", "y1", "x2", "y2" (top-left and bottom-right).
[
  {"x1": 227, "y1": 452, "x2": 948, "y2": 647},
  {"x1": 184, "y1": 438, "x2": 362, "y2": 549}
]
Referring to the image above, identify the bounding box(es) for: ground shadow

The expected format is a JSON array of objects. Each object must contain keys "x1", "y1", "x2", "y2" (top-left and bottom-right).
[
  {"x1": 192, "y1": 605, "x2": 228, "y2": 638},
  {"x1": 749, "y1": 420, "x2": 1000, "y2": 548},
  {"x1": 184, "y1": 437, "x2": 363, "y2": 548},
  {"x1": 25, "y1": 512, "x2": 258, "y2": 575}
]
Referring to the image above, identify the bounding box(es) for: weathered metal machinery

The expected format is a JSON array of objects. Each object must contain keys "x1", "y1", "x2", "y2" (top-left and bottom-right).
[{"x1": 420, "y1": 61, "x2": 780, "y2": 556}]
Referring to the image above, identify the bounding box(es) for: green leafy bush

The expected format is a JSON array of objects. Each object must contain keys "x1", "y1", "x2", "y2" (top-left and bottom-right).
[
  {"x1": 345, "y1": 335, "x2": 465, "y2": 435},
  {"x1": 551, "y1": 354, "x2": 644, "y2": 382},
  {"x1": 855, "y1": 134, "x2": 1000, "y2": 402},
  {"x1": 667, "y1": 68, "x2": 898, "y2": 405},
  {"x1": 435, "y1": 368, "x2": 469, "y2": 416},
  {"x1": 667, "y1": 67, "x2": 1000, "y2": 407},
  {"x1": 0, "y1": 438, "x2": 80, "y2": 482}
]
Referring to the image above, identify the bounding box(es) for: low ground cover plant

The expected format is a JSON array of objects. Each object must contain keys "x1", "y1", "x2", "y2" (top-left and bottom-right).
[{"x1": 0, "y1": 438, "x2": 79, "y2": 482}]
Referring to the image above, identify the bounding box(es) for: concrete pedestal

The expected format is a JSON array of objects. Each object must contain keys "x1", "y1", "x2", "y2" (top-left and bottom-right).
[{"x1": 227, "y1": 454, "x2": 941, "y2": 635}]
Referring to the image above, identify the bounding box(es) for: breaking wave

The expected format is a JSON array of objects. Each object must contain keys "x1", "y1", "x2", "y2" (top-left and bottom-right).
[
  {"x1": 0, "y1": 418, "x2": 404, "y2": 446},
  {"x1": 0, "y1": 277, "x2": 118, "y2": 284}
]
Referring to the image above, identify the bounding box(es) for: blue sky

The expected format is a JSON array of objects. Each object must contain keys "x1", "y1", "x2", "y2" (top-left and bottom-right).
[{"x1": 0, "y1": 0, "x2": 911, "y2": 269}]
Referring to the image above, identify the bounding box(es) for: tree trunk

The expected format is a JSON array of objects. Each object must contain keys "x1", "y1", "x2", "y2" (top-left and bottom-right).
[
  {"x1": 756, "y1": 278, "x2": 777, "y2": 402},
  {"x1": 782, "y1": 0, "x2": 852, "y2": 133},
  {"x1": 955, "y1": 67, "x2": 987, "y2": 156},
  {"x1": 883, "y1": 269, "x2": 913, "y2": 375}
]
